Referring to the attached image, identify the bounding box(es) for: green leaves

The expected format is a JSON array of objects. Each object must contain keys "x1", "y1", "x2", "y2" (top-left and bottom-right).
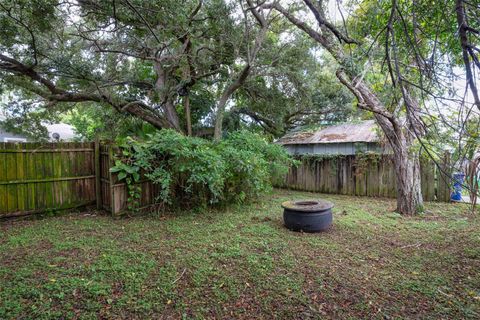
[
  {"x1": 110, "y1": 158, "x2": 142, "y2": 212},
  {"x1": 110, "y1": 160, "x2": 141, "y2": 182},
  {"x1": 117, "y1": 172, "x2": 127, "y2": 181},
  {"x1": 111, "y1": 129, "x2": 294, "y2": 211}
]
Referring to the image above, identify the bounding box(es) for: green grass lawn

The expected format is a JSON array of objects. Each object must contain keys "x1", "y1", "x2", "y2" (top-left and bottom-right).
[{"x1": 1, "y1": 189, "x2": 479, "y2": 319}]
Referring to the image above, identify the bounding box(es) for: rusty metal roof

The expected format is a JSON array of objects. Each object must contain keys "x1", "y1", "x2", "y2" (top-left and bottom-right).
[{"x1": 277, "y1": 120, "x2": 379, "y2": 145}]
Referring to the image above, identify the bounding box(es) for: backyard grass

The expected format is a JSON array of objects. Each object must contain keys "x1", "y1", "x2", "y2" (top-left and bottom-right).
[{"x1": 1, "y1": 189, "x2": 479, "y2": 319}]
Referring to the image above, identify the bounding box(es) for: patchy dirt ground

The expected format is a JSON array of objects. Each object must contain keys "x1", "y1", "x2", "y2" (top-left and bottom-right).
[{"x1": 1, "y1": 189, "x2": 479, "y2": 319}]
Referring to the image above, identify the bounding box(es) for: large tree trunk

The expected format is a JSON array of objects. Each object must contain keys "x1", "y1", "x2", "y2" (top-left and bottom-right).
[
  {"x1": 391, "y1": 136, "x2": 424, "y2": 214},
  {"x1": 154, "y1": 62, "x2": 183, "y2": 133},
  {"x1": 163, "y1": 100, "x2": 182, "y2": 132},
  {"x1": 373, "y1": 114, "x2": 423, "y2": 214},
  {"x1": 213, "y1": 93, "x2": 230, "y2": 140},
  {"x1": 338, "y1": 70, "x2": 424, "y2": 214},
  {"x1": 357, "y1": 83, "x2": 424, "y2": 215},
  {"x1": 213, "y1": 64, "x2": 251, "y2": 141}
]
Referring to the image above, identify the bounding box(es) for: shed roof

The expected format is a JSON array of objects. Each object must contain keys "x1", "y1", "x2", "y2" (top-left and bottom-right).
[{"x1": 277, "y1": 120, "x2": 379, "y2": 145}]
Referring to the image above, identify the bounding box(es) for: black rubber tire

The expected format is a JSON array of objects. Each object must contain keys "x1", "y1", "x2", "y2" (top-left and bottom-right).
[{"x1": 281, "y1": 199, "x2": 333, "y2": 233}]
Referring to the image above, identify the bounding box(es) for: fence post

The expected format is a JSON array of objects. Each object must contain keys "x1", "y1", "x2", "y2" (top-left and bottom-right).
[
  {"x1": 108, "y1": 145, "x2": 116, "y2": 215},
  {"x1": 94, "y1": 139, "x2": 102, "y2": 210}
]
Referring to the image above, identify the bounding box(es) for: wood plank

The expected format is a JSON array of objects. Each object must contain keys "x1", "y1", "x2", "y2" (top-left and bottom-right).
[
  {"x1": 24, "y1": 143, "x2": 36, "y2": 211},
  {"x1": 60, "y1": 143, "x2": 69, "y2": 208},
  {"x1": 1, "y1": 201, "x2": 96, "y2": 218},
  {"x1": 108, "y1": 146, "x2": 116, "y2": 215},
  {"x1": 0, "y1": 176, "x2": 96, "y2": 185},
  {"x1": 421, "y1": 158, "x2": 433, "y2": 201},
  {"x1": 366, "y1": 159, "x2": 378, "y2": 197},
  {"x1": 113, "y1": 184, "x2": 127, "y2": 213},
  {"x1": 386, "y1": 157, "x2": 396, "y2": 198},
  {"x1": 95, "y1": 139, "x2": 102, "y2": 209},
  {"x1": 6, "y1": 143, "x2": 17, "y2": 212},
  {"x1": 427, "y1": 160, "x2": 436, "y2": 201},
  {"x1": 15, "y1": 143, "x2": 26, "y2": 212},
  {"x1": 52, "y1": 143, "x2": 62, "y2": 208},
  {"x1": 33, "y1": 143, "x2": 45, "y2": 210},
  {"x1": 437, "y1": 152, "x2": 451, "y2": 202},
  {"x1": 381, "y1": 157, "x2": 390, "y2": 197},
  {"x1": 100, "y1": 146, "x2": 111, "y2": 210},
  {"x1": 0, "y1": 143, "x2": 6, "y2": 214},
  {"x1": 45, "y1": 144, "x2": 55, "y2": 209}
]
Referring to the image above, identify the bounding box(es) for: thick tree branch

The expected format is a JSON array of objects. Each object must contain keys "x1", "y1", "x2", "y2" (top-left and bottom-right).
[
  {"x1": 456, "y1": 0, "x2": 480, "y2": 110},
  {"x1": 263, "y1": 2, "x2": 331, "y2": 50},
  {"x1": 0, "y1": 54, "x2": 170, "y2": 129},
  {"x1": 0, "y1": 54, "x2": 61, "y2": 94},
  {"x1": 302, "y1": 0, "x2": 358, "y2": 44},
  {"x1": 336, "y1": 69, "x2": 394, "y2": 121}
]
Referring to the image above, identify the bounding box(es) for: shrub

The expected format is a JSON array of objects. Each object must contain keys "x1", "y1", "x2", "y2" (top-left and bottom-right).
[
  {"x1": 219, "y1": 131, "x2": 293, "y2": 202},
  {"x1": 111, "y1": 129, "x2": 294, "y2": 210}
]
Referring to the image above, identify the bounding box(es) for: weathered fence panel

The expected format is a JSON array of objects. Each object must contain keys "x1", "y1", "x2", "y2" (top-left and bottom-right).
[
  {"x1": 98, "y1": 144, "x2": 113, "y2": 212},
  {"x1": 437, "y1": 152, "x2": 452, "y2": 202},
  {"x1": 0, "y1": 142, "x2": 96, "y2": 217},
  {"x1": 0, "y1": 142, "x2": 163, "y2": 217},
  {"x1": 282, "y1": 154, "x2": 451, "y2": 202},
  {"x1": 99, "y1": 144, "x2": 162, "y2": 215}
]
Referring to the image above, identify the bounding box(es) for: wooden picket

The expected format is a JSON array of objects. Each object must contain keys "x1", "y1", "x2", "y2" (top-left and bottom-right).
[{"x1": 282, "y1": 154, "x2": 451, "y2": 202}]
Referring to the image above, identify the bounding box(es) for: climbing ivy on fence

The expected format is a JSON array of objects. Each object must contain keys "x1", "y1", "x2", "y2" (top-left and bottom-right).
[
  {"x1": 294, "y1": 152, "x2": 383, "y2": 177},
  {"x1": 353, "y1": 152, "x2": 383, "y2": 176}
]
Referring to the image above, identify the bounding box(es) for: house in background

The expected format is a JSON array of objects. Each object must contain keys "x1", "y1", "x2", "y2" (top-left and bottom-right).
[
  {"x1": 0, "y1": 126, "x2": 28, "y2": 143},
  {"x1": 277, "y1": 120, "x2": 385, "y2": 155},
  {"x1": 0, "y1": 118, "x2": 77, "y2": 142}
]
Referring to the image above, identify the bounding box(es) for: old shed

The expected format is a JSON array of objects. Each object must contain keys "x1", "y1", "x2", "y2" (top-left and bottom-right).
[{"x1": 277, "y1": 120, "x2": 383, "y2": 155}]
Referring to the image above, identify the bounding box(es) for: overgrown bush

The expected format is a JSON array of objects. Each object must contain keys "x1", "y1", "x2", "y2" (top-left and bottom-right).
[
  {"x1": 219, "y1": 131, "x2": 293, "y2": 202},
  {"x1": 111, "y1": 130, "x2": 294, "y2": 210}
]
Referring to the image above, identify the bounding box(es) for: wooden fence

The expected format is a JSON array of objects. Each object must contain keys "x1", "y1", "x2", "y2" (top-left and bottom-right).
[
  {"x1": 280, "y1": 154, "x2": 451, "y2": 202},
  {"x1": 0, "y1": 142, "x2": 162, "y2": 217},
  {"x1": 0, "y1": 142, "x2": 453, "y2": 217},
  {"x1": 99, "y1": 144, "x2": 162, "y2": 215},
  {"x1": 0, "y1": 142, "x2": 96, "y2": 217}
]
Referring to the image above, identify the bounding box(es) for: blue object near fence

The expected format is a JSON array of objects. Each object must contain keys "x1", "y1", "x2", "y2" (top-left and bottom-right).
[{"x1": 450, "y1": 172, "x2": 465, "y2": 201}]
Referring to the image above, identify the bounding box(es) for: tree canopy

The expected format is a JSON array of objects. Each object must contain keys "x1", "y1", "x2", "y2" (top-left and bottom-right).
[{"x1": 0, "y1": 0, "x2": 357, "y2": 139}]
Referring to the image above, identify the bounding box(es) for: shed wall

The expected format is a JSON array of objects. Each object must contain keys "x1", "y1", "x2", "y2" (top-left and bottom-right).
[{"x1": 283, "y1": 142, "x2": 382, "y2": 155}]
